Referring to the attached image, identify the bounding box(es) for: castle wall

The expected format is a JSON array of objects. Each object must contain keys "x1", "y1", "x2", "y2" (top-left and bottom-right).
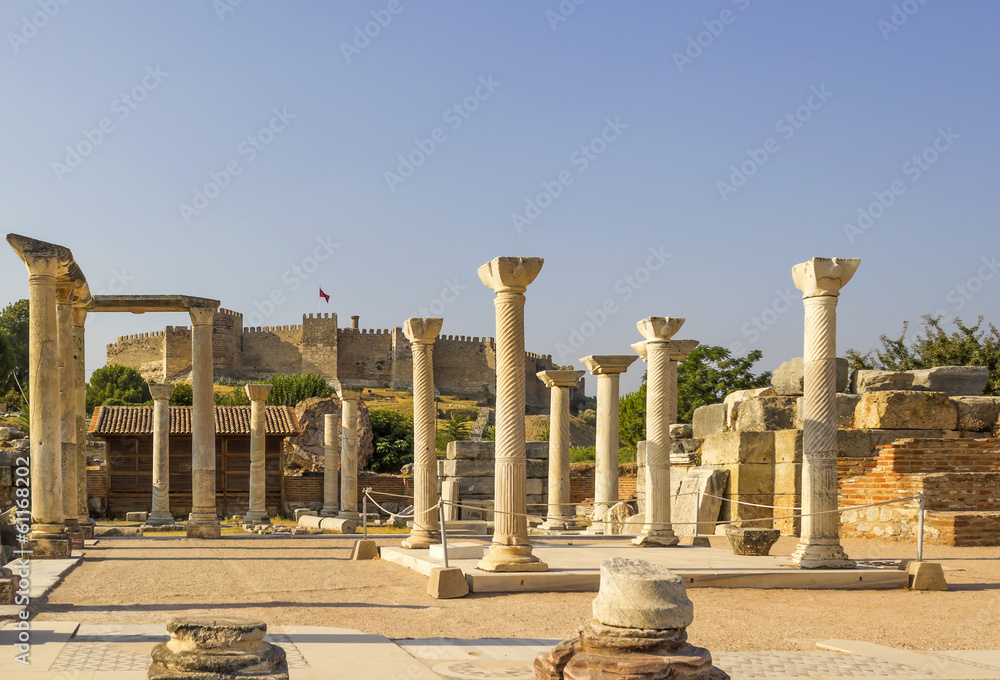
[
  {"x1": 213, "y1": 309, "x2": 244, "y2": 374},
  {"x1": 301, "y1": 313, "x2": 338, "y2": 382},
  {"x1": 433, "y1": 335, "x2": 495, "y2": 397},
  {"x1": 164, "y1": 326, "x2": 192, "y2": 381},
  {"x1": 336, "y1": 328, "x2": 394, "y2": 386},
  {"x1": 106, "y1": 331, "x2": 165, "y2": 382},
  {"x1": 241, "y1": 325, "x2": 303, "y2": 375}
]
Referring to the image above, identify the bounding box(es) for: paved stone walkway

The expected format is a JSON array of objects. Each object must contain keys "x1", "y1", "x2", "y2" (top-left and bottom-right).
[{"x1": 3, "y1": 624, "x2": 999, "y2": 679}]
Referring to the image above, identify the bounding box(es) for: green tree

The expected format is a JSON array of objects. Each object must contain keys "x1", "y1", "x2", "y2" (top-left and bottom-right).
[
  {"x1": 263, "y1": 373, "x2": 333, "y2": 406},
  {"x1": 368, "y1": 410, "x2": 414, "y2": 473},
  {"x1": 618, "y1": 345, "x2": 771, "y2": 450},
  {"x1": 442, "y1": 413, "x2": 470, "y2": 443},
  {"x1": 846, "y1": 315, "x2": 1000, "y2": 395},
  {"x1": 0, "y1": 330, "x2": 18, "y2": 396},
  {"x1": 86, "y1": 365, "x2": 151, "y2": 412},
  {"x1": 170, "y1": 383, "x2": 193, "y2": 406},
  {"x1": 0, "y1": 299, "x2": 29, "y2": 386}
]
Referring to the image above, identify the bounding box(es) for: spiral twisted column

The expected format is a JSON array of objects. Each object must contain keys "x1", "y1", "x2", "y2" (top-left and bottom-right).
[
  {"x1": 147, "y1": 383, "x2": 175, "y2": 525},
  {"x1": 187, "y1": 304, "x2": 221, "y2": 539},
  {"x1": 321, "y1": 413, "x2": 340, "y2": 515},
  {"x1": 537, "y1": 369, "x2": 584, "y2": 531},
  {"x1": 477, "y1": 256, "x2": 547, "y2": 572},
  {"x1": 339, "y1": 393, "x2": 361, "y2": 519},
  {"x1": 790, "y1": 257, "x2": 859, "y2": 569},
  {"x1": 402, "y1": 317, "x2": 443, "y2": 549},
  {"x1": 244, "y1": 384, "x2": 272, "y2": 523}
]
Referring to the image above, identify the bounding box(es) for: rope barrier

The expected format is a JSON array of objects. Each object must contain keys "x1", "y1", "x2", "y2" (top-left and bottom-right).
[
  {"x1": 363, "y1": 491, "x2": 440, "y2": 520},
  {"x1": 701, "y1": 493, "x2": 801, "y2": 510}
]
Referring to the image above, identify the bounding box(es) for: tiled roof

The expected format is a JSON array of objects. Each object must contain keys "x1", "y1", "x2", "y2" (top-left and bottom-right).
[{"x1": 88, "y1": 405, "x2": 300, "y2": 436}]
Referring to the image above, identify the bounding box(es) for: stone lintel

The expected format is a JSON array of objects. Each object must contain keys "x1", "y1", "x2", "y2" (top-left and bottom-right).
[{"x1": 89, "y1": 294, "x2": 221, "y2": 314}]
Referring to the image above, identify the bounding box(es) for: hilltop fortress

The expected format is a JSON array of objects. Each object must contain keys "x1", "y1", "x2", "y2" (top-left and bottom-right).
[{"x1": 106, "y1": 309, "x2": 560, "y2": 406}]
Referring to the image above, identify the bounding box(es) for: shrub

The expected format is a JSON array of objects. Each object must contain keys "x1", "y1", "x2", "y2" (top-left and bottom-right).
[
  {"x1": 577, "y1": 408, "x2": 597, "y2": 426},
  {"x1": 170, "y1": 383, "x2": 193, "y2": 406},
  {"x1": 368, "y1": 410, "x2": 414, "y2": 473},
  {"x1": 86, "y1": 365, "x2": 150, "y2": 413}
]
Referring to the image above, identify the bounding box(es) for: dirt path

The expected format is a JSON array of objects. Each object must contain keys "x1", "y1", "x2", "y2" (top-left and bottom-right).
[{"x1": 33, "y1": 535, "x2": 1000, "y2": 651}]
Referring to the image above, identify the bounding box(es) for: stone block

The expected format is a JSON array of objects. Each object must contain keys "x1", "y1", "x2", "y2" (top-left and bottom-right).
[
  {"x1": 460, "y1": 499, "x2": 494, "y2": 521},
  {"x1": 526, "y1": 459, "x2": 548, "y2": 478},
  {"x1": 125, "y1": 511, "x2": 147, "y2": 522},
  {"x1": 441, "y1": 480, "x2": 460, "y2": 522},
  {"x1": 736, "y1": 396, "x2": 798, "y2": 431},
  {"x1": 678, "y1": 535, "x2": 710, "y2": 546},
  {"x1": 0, "y1": 427, "x2": 24, "y2": 442},
  {"x1": 457, "y1": 476, "x2": 495, "y2": 496},
  {"x1": 700, "y1": 431, "x2": 774, "y2": 465},
  {"x1": 447, "y1": 440, "x2": 494, "y2": 460},
  {"x1": 0, "y1": 466, "x2": 9, "y2": 487},
  {"x1": 854, "y1": 391, "x2": 958, "y2": 430},
  {"x1": 427, "y1": 566, "x2": 469, "y2": 599},
  {"x1": 525, "y1": 478, "x2": 544, "y2": 496},
  {"x1": 837, "y1": 429, "x2": 872, "y2": 457},
  {"x1": 772, "y1": 357, "x2": 850, "y2": 396},
  {"x1": 670, "y1": 423, "x2": 693, "y2": 439},
  {"x1": 721, "y1": 494, "x2": 774, "y2": 526},
  {"x1": 185, "y1": 524, "x2": 221, "y2": 539},
  {"x1": 692, "y1": 403, "x2": 726, "y2": 438},
  {"x1": 591, "y1": 557, "x2": 694, "y2": 629},
  {"x1": 865, "y1": 428, "x2": 959, "y2": 449},
  {"x1": 905, "y1": 560, "x2": 948, "y2": 590},
  {"x1": 724, "y1": 387, "x2": 777, "y2": 429},
  {"x1": 725, "y1": 526, "x2": 779, "y2": 555},
  {"x1": 442, "y1": 458, "x2": 494, "y2": 477},
  {"x1": 773, "y1": 429, "x2": 802, "y2": 464},
  {"x1": 951, "y1": 396, "x2": 1000, "y2": 432},
  {"x1": 429, "y1": 542, "x2": 484, "y2": 560},
  {"x1": 670, "y1": 438, "x2": 701, "y2": 455},
  {"x1": 671, "y1": 467, "x2": 728, "y2": 537},
  {"x1": 910, "y1": 366, "x2": 989, "y2": 396},
  {"x1": 854, "y1": 370, "x2": 913, "y2": 393},
  {"x1": 772, "y1": 494, "x2": 801, "y2": 535},
  {"x1": 794, "y1": 393, "x2": 859, "y2": 429},
  {"x1": 724, "y1": 463, "x2": 774, "y2": 496},
  {"x1": 773, "y1": 462, "x2": 801, "y2": 496},
  {"x1": 526, "y1": 442, "x2": 549, "y2": 460},
  {"x1": 350, "y1": 539, "x2": 378, "y2": 560}
]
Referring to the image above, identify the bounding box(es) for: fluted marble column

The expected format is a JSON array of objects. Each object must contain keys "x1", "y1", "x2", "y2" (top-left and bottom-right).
[
  {"x1": 477, "y1": 256, "x2": 547, "y2": 572},
  {"x1": 56, "y1": 281, "x2": 82, "y2": 548},
  {"x1": 338, "y1": 391, "x2": 360, "y2": 519},
  {"x1": 147, "y1": 383, "x2": 175, "y2": 525},
  {"x1": 401, "y1": 317, "x2": 443, "y2": 549},
  {"x1": 187, "y1": 305, "x2": 221, "y2": 539},
  {"x1": 244, "y1": 384, "x2": 272, "y2": 523},
  {"x1": 790, "y1": 257, "x2": 860, "y2": 569},
  {"x1": 72, "y1": 304, "x2": 91, "y2": 533},
  {"x1": 580, "y1": 354, "x2": 636, "y2": 533},
  {"x1": 633, "y1": 318, "x2": 701, "y2": 547},
  {"x1": 537, "y1": 369, "x2": 584, "y2": 531},
  {"x1": 321, "y1": 413, "x2": 340, "y2": 515},
  {"x1": 16, "y1": 241, "x2": 69, "y2": 557}
]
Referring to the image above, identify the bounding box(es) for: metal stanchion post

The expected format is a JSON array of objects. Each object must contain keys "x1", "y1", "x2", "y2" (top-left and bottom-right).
[
  {"x1": 438, "y1": 502, "x2": 449, "y2": 569},
  {"x1": 917, "y1": 493, "x2": 925, "y2": 562}
]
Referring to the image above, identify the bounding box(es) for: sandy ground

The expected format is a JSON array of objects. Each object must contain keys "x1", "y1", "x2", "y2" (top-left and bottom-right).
[{"x1": 32, "y1": 535, "x2": 1000, "y2": 651}]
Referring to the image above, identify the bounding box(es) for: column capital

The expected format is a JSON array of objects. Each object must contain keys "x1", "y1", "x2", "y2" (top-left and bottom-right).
[
  {"x1": 71, "y1": 304, "x2": 87, "y2": 327},
  {"x1": 149, "y1": 383, "x2": 174, "y2": 402},
  {"x1": 632, "y1": 341, "x2": 648, "y2": 362},
  {"x1": 580, "y1": 354, "x2": 637, "y2": 376},
  {"x1": 792, "y1": 257, "x2": 860, "y2": 298},
  {"x1": 403, "y1": 317, "x2": 443, "y2": 344},
  {"x1": 537, "y1": 369, "x2": 584, "y2": 389},
  {"x1": 55, "y1": 280, "x2": 75, "y2": 304},
  {"x1": 337, "y1": 384, "x2": 363, "y2": 401},
  {"x1": 244, "y1": 383, "x2": 272, "y2": 403},
  {"x1": 478, "y1": 256, "x2": 543, "y2": 295},
  {"x1": 636, "y1": 316, "x2": 684, "y2": 342},
  {"x1": 189, "y1": 305, "x2": 218, "y2": 325},
  {"x1": 669, "y1": 339, "x2": 700, "y2": 362}
]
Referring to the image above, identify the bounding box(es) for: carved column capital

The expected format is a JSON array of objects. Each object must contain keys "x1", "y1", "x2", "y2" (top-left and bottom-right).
[
  {"x1": 792, "y1": 257, "x2": 860, "y2": 298},
  {"x1": 636, "y1": 316, "x2": 685, "y2": 342},
  {"x1": 189, "y1": 305, "x2": 218, "y2": 326},
  {"x1": 244, "y1": 383, "x2": 273, "y2": 403},
  {"x1": 149, "y1": 383, "x2": 174, "y2": 402},
  {"x1": 536, "y1": 369, "x2": 584, "y2": 389},
  {"x1": 580, "y1": 354, "x2": 637, "y2": 376},
  {"x1": 478, "y1": 256, "x2": 544, "y2": 295},
  {"x1": 403, "y1": 317, "x2": 443, "y2": 344}
]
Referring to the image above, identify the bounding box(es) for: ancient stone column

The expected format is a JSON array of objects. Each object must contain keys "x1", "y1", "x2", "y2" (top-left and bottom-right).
[
  {"x1": 56, "y1": 281, "x2": 82, "y2": 548},
  {"x1": 338, "y1": 391, "x2": 360, "y2": 519},
  {"x1": 401, "y1": 317, "x2": 443, "y2": 550},
  {"x1": 790, "y1": 257, "x2": 860, "y2": 569},
  {"x1": 244, "y1": 384, "x2": 272, "y2": 524},
  {"x1": 580, "y1": 355, "x2": 637, "y2": 532},
  {"x1": 147, "y1": 383, "x2": 175, "y2": 526},
  {"x1": 187, "y1": 305, "x2": 221, "y2": 539},
  {"x1": 20, "y1": 245, "x2": 69, "y2": 557},
  {"x1": 633, "y1": 319, "x2": 701, "y2": 547},
  {"x1": 72, "y1": 304, "x2": 91, "y2": 534},
  {"x1": 321, "y1": 413, "x2": 340, "y2": 515},
  {"x1": 537, "y1": 369, "x2": 584, "y2": 531},
  {"x1": 477, "y1": 256, "x2": 548, "y2": 572}
]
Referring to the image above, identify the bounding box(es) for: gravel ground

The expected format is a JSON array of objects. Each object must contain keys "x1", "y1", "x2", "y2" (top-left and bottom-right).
[{"x1": 33, "y1": 535, "x2": 1000, "y2": 651}]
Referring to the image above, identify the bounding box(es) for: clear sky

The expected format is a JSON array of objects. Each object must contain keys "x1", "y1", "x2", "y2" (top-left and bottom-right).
[{"x1": 2, "y1": 1, "x2": 998, "y2": 394}]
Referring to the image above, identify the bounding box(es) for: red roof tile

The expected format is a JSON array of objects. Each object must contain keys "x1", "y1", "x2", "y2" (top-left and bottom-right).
[{"x1": 88, "y1": 405, "x2": 300, "y2": 437}]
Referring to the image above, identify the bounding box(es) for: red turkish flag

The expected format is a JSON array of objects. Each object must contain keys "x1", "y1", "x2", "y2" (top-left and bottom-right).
[{"x1": 319, "y1": 287, "x2": 330, "y2": 303}]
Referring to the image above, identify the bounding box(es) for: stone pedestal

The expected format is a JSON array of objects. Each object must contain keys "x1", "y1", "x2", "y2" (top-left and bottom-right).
[
  {"x1": 244, "y1": 384, "x2": 273, "y2": 524},
  {"x1": 321, "y1": 413, "x2": 340, "y2": 516},
  {"x1": 148, "y1": 617, "x2": 288, "y2": 679},
  {"x1": 187, "y1": 305, "x2": 221, "y2": 540},
  {"x1": 401, "y1": 317, "x2": 443, "y2": 550},
  {"x1": 338, "y1": 392, "x2": 360, "y2": 520},
  {"x1": 580, "y1": 355, "x2": 637, "y2": 534},
  {"x1": 789, "y1": 257, "x2": 859, "y2": 569},
  {"x1": 538, "y1": 369, "x2": 585, "y2": 531},
  {"x1": 147, "y1": 383, "x2": 175, "y2": 526},
  {"x1": 535, "y1": 557, "x2": 728, "y2": 680},
  {"x1": 477, "y1": 257, "x2": 548, "y2": 573}
]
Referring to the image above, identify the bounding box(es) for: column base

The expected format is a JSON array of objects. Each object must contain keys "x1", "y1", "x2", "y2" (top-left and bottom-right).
[
  {"x1": 401, "y1": 530, "x2": 440, "y2": 550},
  {"x1": 477, "y1": 544, "x2": 548, "y2": 573},
  {"x1": 632, "y1": 531, "x2": 680, "y2": 547},
  {"x1": 187, "y1": 513, "x2": 222, "y2": 539},
  {"x1": 65, "y1": 526, "x2": 85, "y2": 550},
  {"x1": 338, "y1": 511, "x2": 361, "y2": 520},
  {"x1": 145, "y1": 511, "x2": 176, "y2": 526},
  {"x1": 25, "y1": 532, "x2": 71, "y2": 559},
  {"x1": 790, "y1": 541, "x2": 856, "y2": 569},
  {"x1": 320, "y1": 506, "x2": 340, "y2": 517},
  {"x1": 79, "y1": 518, "x2": 96, "y2": 540},
  {"x1": 242, "y1": 511, "x2": 271, "y2": 525}
]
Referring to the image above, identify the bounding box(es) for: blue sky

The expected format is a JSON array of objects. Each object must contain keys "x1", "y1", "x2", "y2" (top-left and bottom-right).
[{"x1": 2, "y1": 1, "x2": 997, "y2": 394}]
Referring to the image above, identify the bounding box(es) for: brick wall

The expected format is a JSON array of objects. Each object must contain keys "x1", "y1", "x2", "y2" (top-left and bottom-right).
[
  {"x1": 569, "y1": 464, "x2": 638, "y2": 504},
  {"x1": 282, "y1": 473, "x2": 412, "y2": 512}
]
